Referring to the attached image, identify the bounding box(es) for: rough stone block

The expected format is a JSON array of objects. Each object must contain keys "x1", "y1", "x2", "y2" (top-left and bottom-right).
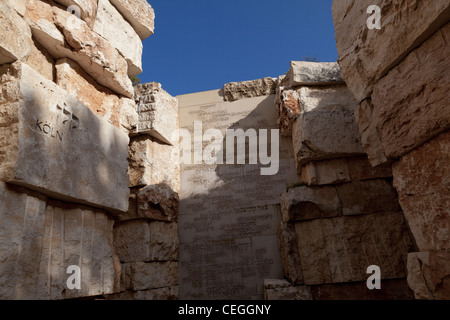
[
  {"x1": 281, "y1": 61, "x2": 343, "y2": 88},
  {"x1": 93, "y1": 0, "x2": 143, "y2": 77},
  {"x1": 25, "y1": 1, "x2": 133, "y2": 97},
  {"x1": 128, "y1": 135, "x2": 180, "y2": 192},
  {"x1": 295, "y1": 212, "x2": 414, "y2": 285},
  {"x1": 53, "y1": 0, "x2": 99, "y2": 29},
  {"x1": 311, "y1": 279, "x2": 414, "y2": 300},
  {"x1": 335, "y1": 179, "x2": 401, "y2": 216},
  {"x1": 264, "y1": 279, "x2": 312, "y2": 300},
  {"x1": 345, "y1": 156, "x2": 392, "y2": 181},
  {"x1": 393, "y1": 131, "x2": 450, "y2": 252},
  {"x1": 109, "y1": 0, "x2": 155, "y2": 40},
  {"x1": 371, "y1": 23, "x2": 450, "y2": 160},
  {"x1": 301, "y1": 159, "x2": 351, "y2": 186},
  {"x1": 276, "y1": 89, "x2": 300, "y2": 136},
  {"x1": 137, "y1": 184, "x2": 179, "y2": 222},
  {"x1": 0, "y1": 62, "x2": 130, "y2": 213},
  {"x1": 407, "y1": 250, "x2": 450, "y2": 300},
  {"x1": 123, "y1": 261, "x2": 179, "y2": 291},
  {"x1": 134, "y1": 82, "x2": 179, "y2": 146},
  {"x1": 292, "y1": 91, "x2": 364, "y2": 168},
  {"x1": 6, "y1": 0, "x2": 26, "y2": 17},
  {"x1": 113, "y1": 219, "x2": 178, "y2": 263},
  {"x1": 26, "y1": 38, "x2": 55, "y2": 81},
  {"x1": 0, "y1": 183, "x2": 120, "y2": 299},
  {"x1": 0, "y1": 1, "x2": 32, "y2": 64},
  {"x1": 55, "y1": 58, "x2": 121, "y2": 129},
  {"x1": 223, "y1": 77, "x2": 277, "y2": 102},
  {"x1": 119, "y1": 97, "x2": 138, "y2": 133},
  {"x1": 279, "y1": 222, "x2": 303, "y2": 285},
  {"x1": 281, "y1": 186, "x2": 341, "y2": 222},
  {"x1": 333, "y1": 0, "x2": 450, "y2": 102}
]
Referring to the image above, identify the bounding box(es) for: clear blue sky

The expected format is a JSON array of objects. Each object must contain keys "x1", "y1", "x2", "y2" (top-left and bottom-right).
[{"x1": 139, "y1": 0, "x2": 337, "y2": 96}]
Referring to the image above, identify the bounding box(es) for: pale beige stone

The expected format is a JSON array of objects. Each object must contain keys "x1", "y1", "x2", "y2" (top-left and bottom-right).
[
  {"x1": 53, "y1": 0, "x2": 99, "y2": 29},
  {"x1": 279, "y1": 223, "x2": 303, "y2": 285},
  {"x1": 281, "y1": 186, "x2": 341, "y2": 222},
  {"x1": 0, "y1": 183, "x2": 120, "y2": 300},
  {"x1": 264, "y1": 279, "x2": 312, "y2": 300},
  {"x1": 0, "y1": 62, "x2": 130, "y2": 213},
  {"x1": 295, "y1": 212, "x2": 413, "y2": 285},
  {"x1": 137, "y1": 184, "x2": 179, "y2": 222},
  {"x1": 292, "y1": 104, "x2": 365, "y2": 168},
  {"x1": 407, "y1": 251, "x2": 450, "y2": 300},
  {"x1": 123, "y1": 261, "x2": 178, "y2": 291},
  {"x1": 297, "y1": 86, "x2": 358, "y2": 113},
  {"x1": 55, "y1": 58, "x2": 121, "y2": 128},
  {"x1": 135, "y1": 82, "x2": 179, "y2": 145},
  {"x1": 7, "y1": 0, "x2": 26, "y2": 16},
  {"x1": 109, "y1": 0, "x2": 155, "y2": 40},
  {"x1": 393, "y1": 131, "x2": 450, "y2": 252},
  {"x1": 113, "y1": 219, "x2": 178, "y2": 263},
  {"x1": 93, "y1": 0, "x2": 143, "y2": 77},
  {"x1": 0, "y1": 1, "x2": 32, "y2": 64},
  {"x1": 26, "y1": 38, "x2": 55, "y2": 81},
  {"x1": 281, "y1": 61, "x2": 343, "y2": 88},
  {"x1": 301, "y1": 159, "x2": 351, "y2": 186},
  {"x1": 333, "y1": 0, "x2": 450, "y2": 102},
  {"x1": 128, "y1": 136, "x2": 180, "y2": 192},
  {"x1": 119, "y1": 97, "x2": 138, "y2": 133},
  {"x1": 223, "y1": 77, "x2": 277, "y2": 102},
  {"x1": 336, "y1": 179, "x2": 401, "y2": 216},
  {"x1": 371, "y1": 23, "x2": 450, "y2": 160},
  {"x1": 25, "y1": 1, "x2": 133, "y2": 97}
]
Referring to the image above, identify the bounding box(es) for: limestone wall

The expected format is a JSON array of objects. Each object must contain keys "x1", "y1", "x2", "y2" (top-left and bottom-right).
[
  {"x1": 332, "y1": 0, "x2": 450, "y2": 299},
  {"x1": 264, "y1": 62, "x2": 415, "y2": 300},
  {"x1": 0, "y1": 0, "x2": 171, "y2": 300}
]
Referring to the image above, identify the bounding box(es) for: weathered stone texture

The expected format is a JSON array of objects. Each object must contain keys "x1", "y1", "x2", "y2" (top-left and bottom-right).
[
  {"x1": 371, "y1": 23, "x2": 450, "y2": 161},
  {"x1": 301, "y1": 159, "x2": 351, "y2": 186},
  {"x1": 123, "y1": 261, "x2": 179, "y2": 291},
  {"x1": 26, "y1": 38, "x2": 55, "y2": 81},
  {"x1": 137, "y1": 184, "x2": 179, "y2": 222},
  {"x1": 264, "y1": 280, "x2": 312, "y2": 300},
  {"x1": 311, "y1": 279, "x2": 414, "y2": 300},
  {"x1": 93, "y1": 0, "x2": 143, "y2": 77},
  {"x1": 335, "y1": 179, "x2": 401, "y2": 216},
  {"x1": 223, "y1": 77, "x2": 277, "y2": 102},
  {"x1": 279, "y1": 223, "x2": 303, "y2": 284},
  {"x1": 53, "y1": 0, "x2": 99, "y2": 29},
  {"x1": 0, "y1": 183, "x2": 120, "y2": 300},
  {"x1": 135, "y1": 82, "x2": 179, "y2": 145},
  {"x1": 55, "y1": 58, "x2": 121, "y2": 129},
  {"x1": 128, "y1": 136, "x2": 181, "y2": 192},
  {"x1": 105, "y1": 286, "x2": 179, "y2": 300},
  {"x1": 332, "y1": 0, "x2": 450, "y2": 102},
  {"x1": 0, "y1": 62, "x2": 130, "y2": 213},
  {"x1": 281, "y1": 186, "x2": 341, "y2": 222},
  {"x1": 114, "y1": 219, "x2": 178, "y2": 263},
  {"x1": 345, "y1": 156, "x2": 392, "y2": 181},
  {"x1": 292, "y1": 103, "x2": 365, "y2": 168},
  {"x1": 281, "y1": 61, "x2": 343, "y2": 88},
  {"x1": 109, "y1": 0, "x2": 155, "y2": 40},
  {"x1": 0, "y1": 1, "x2": 32, "y2": 64},
  {"x1": 295, "y1": 212, "x2": 413, "y2": 285},
  {"x1": 276, "y1": 89, "x2": 300, "y2": 136},
  {"x1": 393, "y1": 131, "x2": 450, "y2": 252},
  {"x1": 25, "y1": 0, "x2": 133, "y2": 97},
  {"x1": 407, "y1": 251, "x2": 450, "y2": 300}
]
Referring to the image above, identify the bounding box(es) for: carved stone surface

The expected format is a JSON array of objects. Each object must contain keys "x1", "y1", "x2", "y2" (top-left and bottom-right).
[
  {"x1": 264, "y1": 280, "x2": 312, "y2": 300},
  {"x1": 0, "y1": 183, "x2": 120, "y2": 300},
  {"x1": 0, "y1": 62, "x2": 130, "y2": 213},
  {"x1": 393, "y1": 131, "x2": 450, "y2": 252},
  {"x1": 123, "y1": 261, "x2": 178, "y2": 291},
  {"x1": 295, "y1": 212, "x2": 414, "y2": 285}
]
